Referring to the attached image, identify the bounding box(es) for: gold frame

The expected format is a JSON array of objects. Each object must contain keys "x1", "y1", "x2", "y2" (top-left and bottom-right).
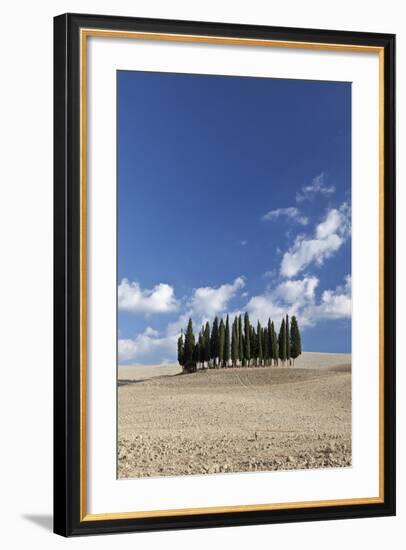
[{"x1": 79, "y1": 28, "x2": 385, "y2": 522}]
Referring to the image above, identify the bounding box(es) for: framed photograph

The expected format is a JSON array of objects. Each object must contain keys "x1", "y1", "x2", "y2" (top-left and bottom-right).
[{"x1": 54, "y1": 13, "x2": 395, "y2": 536}]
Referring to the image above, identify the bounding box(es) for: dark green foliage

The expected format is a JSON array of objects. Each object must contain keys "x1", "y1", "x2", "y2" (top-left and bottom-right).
[
  {"x1": 262, "y1": 327, "x2": 268, "y2": 365},
  {"x1": 278, "y1": 318, "x2": 287, "y2": 364},
  {"x1": 179, "y1": 312, "x2": 300, "y2": 372},
  {"x1": 198, "y1": 331, "x2": 204, "y2": 365},
  {"x1": 286, "y1": 314, "x2": 291, "y2": 365},
  {"x1": 238, "y1": 315, "x2": 243, "y2": 365},
  {"x1": 210, "y1": 316, "x2": 219, "y2": 367},
  {"x1": 219, "y1": 319, "x2": 225, "y2": 367},
  {"x1": 290, "y1": 315, "x2": 302, "y2": 365},
  {"x1": 224, "y1": 315, "x2": 230, "y2": 367},
  {"x1": 177, "y1": 333, "x2": 184, "y2": 367},
  {"x1": 271, "y1": 321, "x2": 279, "y2": 365},
  {"x1": 257, "y1": 321, "x2": 263, "y2": 366},
  {"x1": 244, "y1": 312, "x2": 251, "y2": 366},
  {"x1": 204, "y1": 322, "x2": 211, "y2": 366},
  {"x1": 184, "y1": 318, "x2": 195, "y2": 371},
  {"x1": 231, "y1": 317, "x2": 239, "y2": 365}
]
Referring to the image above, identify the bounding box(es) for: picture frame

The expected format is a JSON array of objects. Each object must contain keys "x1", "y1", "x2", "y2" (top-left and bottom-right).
[{"x1": 53, "y1": 12, "x2": 396, "y2": 536}]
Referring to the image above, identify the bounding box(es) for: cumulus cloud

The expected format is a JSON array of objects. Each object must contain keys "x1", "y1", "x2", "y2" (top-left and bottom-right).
[
  {"x1": 118, "y1": 279, "x2": 179, "y2": 314},
  {"x1": 262, "y1": 206, "x2": 308, "y2": 226},
  {"x1": 280, "y1": 203, "x2": 350, "y2": 278},
  {"x1": 296, "y1": 173, "x2": 335, "y2": 203},
  {"x1": 245, "y1": 275, "x2": 351, "y2": 329},
  {"x1": 118, "y1": 328, "x2": 178, "y2": 363},
  {"x1": 306, "y1": 275, "x2": 352, "y2": 321},
  {"x1": 189, "y1": 276, "x2": 245, "y2": 317}
]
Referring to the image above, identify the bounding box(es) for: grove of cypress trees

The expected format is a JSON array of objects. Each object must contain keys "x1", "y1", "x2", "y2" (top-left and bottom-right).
[
  {"x1": 224, "y1": 314, "x2": 230, "y2": 367},
  {"x1": 179, "y1": 312, "x2": 300, "y2": 372},
  {"x1": 290, "y1": 315, "x2": 302, "y2": 366}
]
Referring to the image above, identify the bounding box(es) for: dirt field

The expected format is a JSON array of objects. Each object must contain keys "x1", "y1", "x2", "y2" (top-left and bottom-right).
[{"x1": 118, "y1": 352, "x2": 351, "y2": 479}]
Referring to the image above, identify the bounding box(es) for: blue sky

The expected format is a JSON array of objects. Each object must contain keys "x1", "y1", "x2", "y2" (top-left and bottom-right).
[{"x1": 117, "y1": 70, "x2": 351, "y2": 364}]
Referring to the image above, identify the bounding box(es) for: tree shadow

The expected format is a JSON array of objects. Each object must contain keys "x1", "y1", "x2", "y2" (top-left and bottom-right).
[
  {"x1": 22, "y1": 514, "x2": 53, "y2": 532},
  {"x1": 117, "y1": 372, "x2": 184, "y2": 387}
]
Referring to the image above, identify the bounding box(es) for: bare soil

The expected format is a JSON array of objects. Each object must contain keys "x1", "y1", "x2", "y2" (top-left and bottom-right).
[{"x1": 118, "y1": 352, "x2": 351, "y2": 479}]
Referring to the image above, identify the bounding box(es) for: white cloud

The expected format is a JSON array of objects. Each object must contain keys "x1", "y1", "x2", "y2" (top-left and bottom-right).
[
  {"x1": 189, "y1": 276, "x2": 245, "y2": 317},
  {"x1": 280, "y1": 203, "x2": 350, "y2": 278},
  {"x1": 272, "y1": 276, "x2": 319, "y2": 304},
  {"x1": 118, "y1": 279, "x2": 179, "y2": 314},
  {"x1": 306, "y1": 275, "x2": 352, "y2": 321},
  {"x1": 296, "y1": 173, "x2": 335, "y2": 203},
  {"x1": 118, "y1": 328, "x2": 178, "y2": 363},
  {"x1": 245, "y1": 275, "x2": 351, "y2": 329},
  {"x1": 262, "y1": 206, "x2": 308, "y2": 226},
  {"x1": 240, "y1": 240, "x2": 248, "y2": 246}
]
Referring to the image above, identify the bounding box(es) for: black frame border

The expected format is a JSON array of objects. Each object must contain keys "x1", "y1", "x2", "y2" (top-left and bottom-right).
[{"x1": 54, "y1": 12, "x2": 396, "y2": 537}]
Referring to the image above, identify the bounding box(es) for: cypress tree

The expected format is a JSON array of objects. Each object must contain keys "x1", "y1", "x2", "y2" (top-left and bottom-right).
[
  {"x1": 204, "y1": 321, "x2": 211, "y2": 368},
  {"x1": 244, "y1": 312, "x2": 251, "y2": 366},
  {"x1": 184, "y1": 318, "x2": 195, "y2": 372},
  {"x1": 267, "y1": 319, "x2": 273, "y2": 365},
  {"x1": 271, "y1": 321, "x2": 279, "y2": 366},
  {"x1": 278, "y1": 318, "x2": 287, "y2": 365},
  {"x1": 219, "y1": 319, "x2": 225, "y2": 368},
  {"x1": 263, "y1": 327, "x2": 269, "y2": 366},
  {"x1": 286, "y1": 314, "x2": 291, "y2": 366},
  {"x1": 177, "y1": 333, "x2": 185, "y2": 369},
  {"x1": 198, "y1": 331, "x2": 204, "y2": 369},
  {"x1": 210, "y1": 316, "x2": 220, "y2": 368},
  {"x1": 290, "y1": 315, "x2": 302, "y2": 366},
  {"x1": 192, "y1": 343, "x2": 199, "y2": 371},
  {"x1": 250, "y1": 324, "x2": 257, "y2": 366},
  {"x1": 231, "y1": 317, "x2": 239, "y2": 367},
  {"x1": 257, "y1": 321, "x2": 263, "y2": 366},
  {"x1": 238, "y1": 315, "x2": 243, "y2": 366},
  {"x1": 224, "y1": 315, "x2": 230, "y2": 367}
]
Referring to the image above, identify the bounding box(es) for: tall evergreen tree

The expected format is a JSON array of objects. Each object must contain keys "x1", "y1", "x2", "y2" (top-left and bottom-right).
[
  {"x1": 203, "y1": 321, "x2": 211, "y2": 368},
  {"x1": 224, "y1": 315, "x2": 230, "y2": 367},
  {"x1": 262, "y1": 327, "x2": 268, "y2": 366},
  {"x1": 244, "y1": 312, "x2": 251, "y2": 366},
  {"x1": 286, "y1": 314, "x2": 291, "y2": 366},
  {"x1": 238, "y1": 315, "x2": 243, "y2": 366},
  {"x1": 231, "y1": 317, "x2": 239, "y2": 367},
  {"x1": 198, "y1": 331, "x2": 204, "y2": 368},
  {"x1": 218, "y1": 319, "x2": 225, "y2": 368},
  {"x1": 250, "y1": 324, "x2": 257, "y2": 366},
  {"x1": 210, "y1": 316, "x2": 220, "y2": 368},
  {"x1": 192, "y1": 342, "x2": 199, "y2": 371},
  {"x1": 271, "y1": 321, "x2": 279, "y2": 366},
  {"x1": 184, "y1": 318, "x2": 195, "y2": 371},
  {"x1": 290, "y1": 315, "x2": 302, "y2": 366},
  {"x1": 278, "y1": 318, "x2": 287, "y2": 365},
  {"x1": 177, "y1": 333, "x2": 185, "y2": 369},
  {"x1": 267, "y1": 319, "x2": 273, "y2": 365},
  {"x1": 257, "y1": 321, "x2": 263, "y2": 366}
]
